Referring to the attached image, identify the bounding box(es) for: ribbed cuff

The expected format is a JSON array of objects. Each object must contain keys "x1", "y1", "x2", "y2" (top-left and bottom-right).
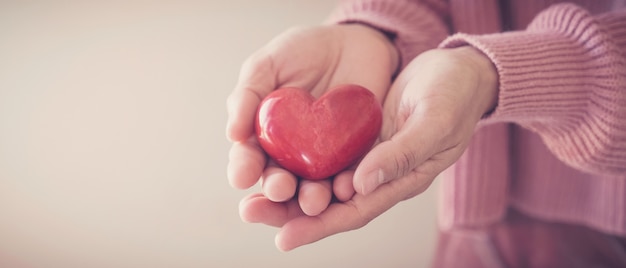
[
  {"x1": 326, "y1": 0, "x2": 449, "y2": 69},
  {"x1": 440, "y1": 3, "x2": 626, "y2": 174}
]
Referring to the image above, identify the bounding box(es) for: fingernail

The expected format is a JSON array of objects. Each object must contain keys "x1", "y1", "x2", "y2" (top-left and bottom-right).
[
  {"x1": 361, "y1": 169, "x2": 385, "y2": 195},
  {"x1": 378, "y1": 169, "x2": 386, "y2": 184}
]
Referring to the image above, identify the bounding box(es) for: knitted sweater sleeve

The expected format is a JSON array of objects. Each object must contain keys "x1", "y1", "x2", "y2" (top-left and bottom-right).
[
  {"x1": 441, "y1": 4, "x2": 626, "y2": 176},
  {"x1": 325, "y1": 0, "x2": 450, "y2": 69}
]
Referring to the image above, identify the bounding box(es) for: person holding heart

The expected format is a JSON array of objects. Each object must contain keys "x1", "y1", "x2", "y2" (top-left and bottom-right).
[{"x1": 226, "y1": 0, "x2": 626, "y2": 266}]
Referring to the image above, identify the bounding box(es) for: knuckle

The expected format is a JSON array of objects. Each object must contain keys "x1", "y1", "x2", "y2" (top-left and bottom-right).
[
  {"x1": 347, "y1": 202, "x2": 376, "y2": 230},
  {"x1": 392, "y1": 149, "x2": 418, "y2": 179}
]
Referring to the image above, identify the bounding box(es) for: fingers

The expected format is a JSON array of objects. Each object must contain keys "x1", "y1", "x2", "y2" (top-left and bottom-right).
[
  {"x1": 275, "y1": 174, "x2": 426, "y2": 252},
  {"x1": 239, "y1": 193, "x2": 304, "y2": 227},
  {"x1": 241, "y1": 166, "x2": 434, "y2": 252},
  {"x1": 275, "y1": 202, "x2": 366, "y2": 252},
  {"x1": 226, "y1": 90, "x2": 263, "y2": 142},
  {"x1": 227, "y1": 139, "x2": 266, "y2": 189},
  {"x1": 226, "y1": 53, "x2": 276, "y2": 142},
  {"x1": 240, "y1": 176, "x2": 334, "y2": 227},
  {"x1": 239, "y1": 177, "x2": 334, "y2": 228},
  {"x1": 333, "y1": 170, "x2": 355, "y2": 202},
  {"x1": 261, "y1": 166, "x2": 298, "y2": 202},
  {"x1": 226, "y1": 51, "x2": 280, "y2": 188},
  {"x1": 260, "y1": 165, "x2": 334, "y2": 215},
  {"x1": 298, "y1": 179, "x2": 332, "y2": 216}
]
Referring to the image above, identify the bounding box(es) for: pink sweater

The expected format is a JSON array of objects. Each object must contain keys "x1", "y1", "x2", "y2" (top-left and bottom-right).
[{"x1": 327, "y1": 0, "x2": 626, "y2": 235}]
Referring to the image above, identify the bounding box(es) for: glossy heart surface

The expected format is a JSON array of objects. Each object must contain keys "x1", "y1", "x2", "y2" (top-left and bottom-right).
[{"x1": 255, "y1": 84, "x2": 382, "y2": 180}]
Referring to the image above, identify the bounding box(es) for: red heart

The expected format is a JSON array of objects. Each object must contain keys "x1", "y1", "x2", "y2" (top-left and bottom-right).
[{"x1": 255, "y1": 84, "x2": 382, "y2": 180}]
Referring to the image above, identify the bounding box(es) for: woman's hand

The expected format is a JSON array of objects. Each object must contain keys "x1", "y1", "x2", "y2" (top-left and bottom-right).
[
  {"x1": 353, "y1": 46, "x2": 498, "y2": 196},
  {"x1": 240, "y1": 46, "x2": 499, "y2": 251},
  {"x1": 227, "y1": 24, "x2": 398, "y2": 217}
]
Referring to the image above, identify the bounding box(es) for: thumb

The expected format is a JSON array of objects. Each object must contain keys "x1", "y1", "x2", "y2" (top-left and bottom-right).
[{"x1": 353, "y1": 118, "x2": 433, "y2": 195}]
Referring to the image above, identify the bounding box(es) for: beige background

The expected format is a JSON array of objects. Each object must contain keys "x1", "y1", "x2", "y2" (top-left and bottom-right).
[{"x1": 0, "y1": 1, "x2": 438, "y2": 267}]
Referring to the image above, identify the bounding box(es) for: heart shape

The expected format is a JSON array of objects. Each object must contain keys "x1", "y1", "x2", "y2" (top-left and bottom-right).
[{"x1": 255, "y1": 84, "x2": 382, "y2": 180}]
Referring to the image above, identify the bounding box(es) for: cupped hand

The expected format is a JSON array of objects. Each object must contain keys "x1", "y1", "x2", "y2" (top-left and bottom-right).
[
  {"x1": 241, "y1": 46, "x2": 499, "y2": 251},
  {"x1": 353, "y1": 46, "x2": 499, "y2": 196},
  {"x1": 227, "y1": 24, "x2": 398, "y2": 217}
]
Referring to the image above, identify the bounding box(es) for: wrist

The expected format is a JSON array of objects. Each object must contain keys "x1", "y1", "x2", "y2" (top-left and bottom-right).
[
  {"x1": 339, "y1": 23, "x2": 401, "y2": 77},
  {"x1": 453, "y1": 46, "x2": 499, "y2": 116}
]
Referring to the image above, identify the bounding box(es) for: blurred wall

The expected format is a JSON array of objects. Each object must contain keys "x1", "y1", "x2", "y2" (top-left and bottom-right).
[{"x1": 0, "y1": 1, "x2": 438, "y2": 267}]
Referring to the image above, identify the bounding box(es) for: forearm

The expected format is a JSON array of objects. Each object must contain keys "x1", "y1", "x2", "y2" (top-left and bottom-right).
[
  {"x1": 441, "y1": 3, "x2": 626, "y2": 175},
  {"x1": 325, "y1": 0, "x2": 450, "y2": 69}
]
